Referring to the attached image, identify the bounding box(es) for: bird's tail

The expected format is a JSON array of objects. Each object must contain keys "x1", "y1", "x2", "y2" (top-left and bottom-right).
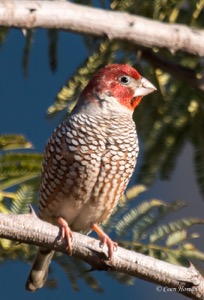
[{"x1": 26, "y1": 248, "x2": 54, "y2": 291}]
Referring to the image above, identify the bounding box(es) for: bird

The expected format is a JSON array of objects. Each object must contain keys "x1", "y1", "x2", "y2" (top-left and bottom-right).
[{"x1": 26, "y1": 64, "x2": 156, "y2": 291}]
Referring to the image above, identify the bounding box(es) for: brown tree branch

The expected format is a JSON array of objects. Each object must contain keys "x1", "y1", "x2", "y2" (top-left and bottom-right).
[
  {"x1": 0, "y1": 211, "x2": 204, "y2": 299},
  {"x1": 0, "y1": 0, "x2": 204, "y2": 56}
]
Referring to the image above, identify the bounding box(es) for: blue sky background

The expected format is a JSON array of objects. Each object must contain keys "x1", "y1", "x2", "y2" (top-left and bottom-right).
[{"x1": 0, "y1": 27, "x2": 204, "y2": 300}]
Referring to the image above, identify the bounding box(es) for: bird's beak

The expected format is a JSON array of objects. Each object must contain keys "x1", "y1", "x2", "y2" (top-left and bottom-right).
[{"x1": 134, "y1": 77, "x2": 157, "y2": 97}]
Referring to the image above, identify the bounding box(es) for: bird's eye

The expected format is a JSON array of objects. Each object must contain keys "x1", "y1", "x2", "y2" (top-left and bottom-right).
[{"x1": 119, "y1": 76, "x2": 130, "y2": 85}]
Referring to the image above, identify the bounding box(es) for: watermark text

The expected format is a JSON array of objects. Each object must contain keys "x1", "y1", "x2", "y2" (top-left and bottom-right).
[{"x1": 156, "y1": 285, "x2": 197, "y2": 293}]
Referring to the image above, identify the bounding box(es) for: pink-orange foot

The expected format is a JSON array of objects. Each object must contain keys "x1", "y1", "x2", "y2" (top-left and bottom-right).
[
  {"x1": 91, "y1": 224, "x2": 118, "y2": 258},
  {"x1": 58, "y1": 217, "x2": 73, "y2": 255}
]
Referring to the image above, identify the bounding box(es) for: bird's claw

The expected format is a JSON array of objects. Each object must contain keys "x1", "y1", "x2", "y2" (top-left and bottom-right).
[
  {"x1": 100, "y1": 235, "x2": 118, "y2": 259},
  {"x1": 57, "y1": 217, "x2": 73, "y2": 255},
  {"x1": 91, "y1": 223, "x2": 118, "y2": 259}
]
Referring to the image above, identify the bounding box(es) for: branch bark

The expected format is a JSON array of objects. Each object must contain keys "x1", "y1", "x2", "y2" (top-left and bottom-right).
[
  {"x1": 0, "y1": 211, "x2": 204, "y2": 299},
  {"x1": 0, "y1": 0, "x2": 204, "y2": 56}
]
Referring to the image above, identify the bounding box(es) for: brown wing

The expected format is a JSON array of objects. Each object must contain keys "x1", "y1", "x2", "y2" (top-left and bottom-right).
[{"x1": 38, "y1": 115, "x2": 104, "y2": 225}]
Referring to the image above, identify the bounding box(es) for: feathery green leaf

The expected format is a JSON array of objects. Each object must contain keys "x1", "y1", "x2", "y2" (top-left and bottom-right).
[{"x1": 150, "y1": 218, "x2": 204, "y2": 243}]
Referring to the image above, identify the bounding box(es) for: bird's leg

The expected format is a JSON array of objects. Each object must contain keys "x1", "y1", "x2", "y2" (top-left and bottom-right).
[
  {"x1": 57, "y1": 217, "x2": 73, "y2": 255},
  {"x1": 91, "y1": 224, "x2": 118, "y2": 258}
]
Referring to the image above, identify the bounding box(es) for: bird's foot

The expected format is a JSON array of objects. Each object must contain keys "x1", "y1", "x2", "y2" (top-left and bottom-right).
[
  {"x1": 91, "y1": 224, "x2": 118, "y2": 259},
  {"x1": 58, "y1": 217, "x2": 73, "y2": 255}
]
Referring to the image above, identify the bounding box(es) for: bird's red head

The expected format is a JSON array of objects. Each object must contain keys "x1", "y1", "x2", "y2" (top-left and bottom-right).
[{"x1": 79, "y1": 64, "x2": 156, "y2": 113}]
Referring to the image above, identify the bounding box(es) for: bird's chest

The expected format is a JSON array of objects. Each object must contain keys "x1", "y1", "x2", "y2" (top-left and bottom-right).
[
  {"x1": 64, "y1": 128, "x2": 138, "y2": 231},
  {"x1": 63, "y1": 128, "x2": 138, "y2": 203},
  {"x1": 89, "y1": 131, "x2": 138, "y2": 212}
]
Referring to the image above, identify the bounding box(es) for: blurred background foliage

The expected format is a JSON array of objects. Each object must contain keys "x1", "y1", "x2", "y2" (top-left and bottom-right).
[{"x1": 1, "y1": 0, "x2": 204, "y2": 292}]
